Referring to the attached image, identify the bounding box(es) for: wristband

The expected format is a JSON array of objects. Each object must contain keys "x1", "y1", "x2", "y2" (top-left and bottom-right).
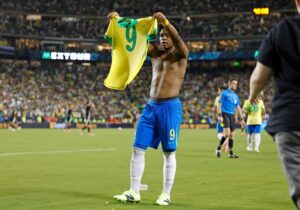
[{"x1": 162, "y1": 19, "x2": 169, "y2": 26}]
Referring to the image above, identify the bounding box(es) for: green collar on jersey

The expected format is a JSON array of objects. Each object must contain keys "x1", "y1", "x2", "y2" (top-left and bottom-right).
[{"x1": 117, "y1": 17, "x2": 138, "y2": 28}]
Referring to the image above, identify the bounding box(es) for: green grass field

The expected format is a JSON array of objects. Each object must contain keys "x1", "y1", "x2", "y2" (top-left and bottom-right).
[{"x1": 0, "y1": 129, "x2": 295, "y2": 210}]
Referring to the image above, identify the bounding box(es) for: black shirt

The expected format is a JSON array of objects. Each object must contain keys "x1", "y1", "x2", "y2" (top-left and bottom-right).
[{"x1": 258, "y1": 15, "x2": 300, "y2": 136}]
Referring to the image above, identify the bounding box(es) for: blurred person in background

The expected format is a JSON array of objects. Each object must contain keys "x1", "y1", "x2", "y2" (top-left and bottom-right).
[
  {"x1": 243, "y1": 93, "x2": 265, "y2": 152},
  {"x1": 80, "y1": 98, "x2": 95, "y2": 136}
]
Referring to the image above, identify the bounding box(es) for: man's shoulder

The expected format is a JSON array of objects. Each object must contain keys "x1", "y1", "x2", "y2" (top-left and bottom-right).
[
  {"x1": 271, "y1": 16, "x2": 298, "y2": 36},
  {"x1": 223, "y1": 89, "x2": 229, "y2": 93},
  {"x1": 220, "y1": 89, "x2": 228, "y2": 98}
]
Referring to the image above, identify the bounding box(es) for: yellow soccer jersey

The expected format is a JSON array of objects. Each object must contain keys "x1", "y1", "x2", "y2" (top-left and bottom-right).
[
  {"x1": 243, "y1": 99, "x2": 265, "y2": 125},
  {"x1": 104, "y1": 16, "x2": 157, "y2": 90}
]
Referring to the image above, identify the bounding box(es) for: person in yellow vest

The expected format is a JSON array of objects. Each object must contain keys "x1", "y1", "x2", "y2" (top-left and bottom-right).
[
  {"x1": 243, "y1": 95, "x2": 265, "y2": 152},
  {"x1": 109, "y1": 11, "x2": 188, "y2": 206}
]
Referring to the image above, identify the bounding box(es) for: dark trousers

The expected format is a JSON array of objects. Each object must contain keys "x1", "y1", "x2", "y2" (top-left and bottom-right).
[{"x1": 275, "y1": 131, "x2": 300, "y2": 210}]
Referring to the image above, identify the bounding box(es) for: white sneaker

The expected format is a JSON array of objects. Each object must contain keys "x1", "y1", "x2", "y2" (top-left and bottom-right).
[
  {"x1": 113, "y1": 189, "x2": 140, "y2": 203},
  {"x1": 255, "y1": 148, "x2": 260, "y2": 153},
  {"x1": 247, "y1": 146, "x2": 253, "y2": 152},
  {"x1": 155, "y1": 193, "x2": 170, "y2": 206}
]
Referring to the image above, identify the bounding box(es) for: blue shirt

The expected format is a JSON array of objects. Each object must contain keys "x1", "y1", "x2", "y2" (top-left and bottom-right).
[{"x1": 220, "y1": 88, "x2": 240, "y2": 115}]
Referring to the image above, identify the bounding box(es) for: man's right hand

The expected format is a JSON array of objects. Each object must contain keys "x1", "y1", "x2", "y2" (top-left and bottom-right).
[
  {"x1": 107, "y1": 11, "x2": 119, "y2": 20},
  {"x1": 249, "y1": 95, "x2": 260, "y2": 104},
  {"x1": 153, "y1": 12, "x2": 168, "y2": 25}
]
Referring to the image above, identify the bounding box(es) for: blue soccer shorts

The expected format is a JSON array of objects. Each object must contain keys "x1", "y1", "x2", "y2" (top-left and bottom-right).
[
  {"x1": 133, "y1": 98, "x2": 182, "y2": 152},
  {"x1": 216, "y1": 120, "x2": 224, "y2": 133},
  {"x1": 246, "y1": 125, "x2": 262, "y2": 134}
]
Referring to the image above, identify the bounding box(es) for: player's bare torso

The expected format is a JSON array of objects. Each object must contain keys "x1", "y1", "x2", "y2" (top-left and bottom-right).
[{"x1": 149, "y1": 44, "x2": 187, "y2": 99}]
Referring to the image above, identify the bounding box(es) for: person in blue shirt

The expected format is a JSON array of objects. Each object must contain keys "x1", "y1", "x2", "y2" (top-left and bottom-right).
[{"x1": 216, "y1": 79, "x2": 245, "y2": 158}]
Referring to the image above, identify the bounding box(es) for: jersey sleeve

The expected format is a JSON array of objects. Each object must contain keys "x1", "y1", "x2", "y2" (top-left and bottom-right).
[
  {"x1": 147, "y1": 18, "x2": 158, "y2": 41},
  {"x1": 104, "y1": 17, "x2": 116, "y2": 45}
]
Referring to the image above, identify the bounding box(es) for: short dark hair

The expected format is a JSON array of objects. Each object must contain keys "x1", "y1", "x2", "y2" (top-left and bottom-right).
[
  {"x1": 158, "y1": 20, "x2": 180, "y2": 33},
  {"x1": 229, "y1": 79, "x2": 237, "y2": 83}
]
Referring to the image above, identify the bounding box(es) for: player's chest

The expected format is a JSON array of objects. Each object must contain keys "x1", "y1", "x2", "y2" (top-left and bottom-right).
[{"x1": 152, "y1": 57, "x2": 179, "y2": 71}]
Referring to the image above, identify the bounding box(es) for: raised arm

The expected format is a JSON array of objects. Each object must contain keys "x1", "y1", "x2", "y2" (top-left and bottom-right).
[{"x1": 153, "y1": 12, "x2": 188, "y2": 58}]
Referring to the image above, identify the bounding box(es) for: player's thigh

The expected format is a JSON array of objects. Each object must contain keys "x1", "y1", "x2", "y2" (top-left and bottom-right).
[
  {"x1": 157, "y1": 102, "x2": 182, "y2": 152},
  {"x1": 229, "y1": 114, "x2": 235, "y2": 132},
  {"x1": 133, "y1": 104, "x2": 157, "y2": 149},
  {"x1": 222, "y1": 113, "x2": 231, "y2": 128},
  {"x1": 246, "y1": 125, "x2": 253, "y2": 134},
  {"x1": 253, "y1": 125, "x2": 262, "y2": 133}
]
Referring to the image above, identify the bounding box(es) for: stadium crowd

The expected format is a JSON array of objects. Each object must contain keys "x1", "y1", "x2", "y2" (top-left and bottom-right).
[
  {"x1": 0, "y1": 0, "x2": 280, "y2": 125},
  {"x1": 0, "y1": 61, "x2": 274, "y2": 125},
  {"x1": 0, "y1": 0, "x2": 294, "y2": 16},
  {"x1": 0, "y1": 12, "x2": 292, "y2": 40}
]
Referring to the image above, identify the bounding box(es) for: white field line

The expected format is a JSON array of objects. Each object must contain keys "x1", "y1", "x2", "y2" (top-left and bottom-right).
[{"x1": 0, "y1": 148, "x2": 115, "y2": 157}]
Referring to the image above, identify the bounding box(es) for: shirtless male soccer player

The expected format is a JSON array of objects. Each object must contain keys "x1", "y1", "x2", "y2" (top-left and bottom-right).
[{"x1": 108, "y1": 11, "x2": 188, "y2": 206}]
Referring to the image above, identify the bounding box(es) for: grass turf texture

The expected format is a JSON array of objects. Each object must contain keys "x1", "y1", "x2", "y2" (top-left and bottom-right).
[{"x1": 0, "y1": 129, "x2": 294, "y2": 210}]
